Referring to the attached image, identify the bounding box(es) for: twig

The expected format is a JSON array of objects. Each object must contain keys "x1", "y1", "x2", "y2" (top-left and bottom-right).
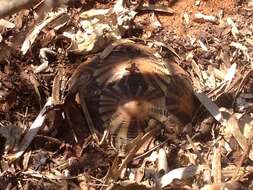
[
  {"x1": 79, "y1": 91, "x2": 100, "y2": 143},
  {"x1": 35, "y1": 135, "x2": 63, "y2": 145},
  {"x1": 133, "y1": 138, "x2": 170, "y2": 160}
]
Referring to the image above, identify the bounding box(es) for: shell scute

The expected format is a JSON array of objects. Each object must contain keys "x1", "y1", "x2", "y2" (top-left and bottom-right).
[{"x1": 66, "y1": 43, "x2": 196, "y2": 141}]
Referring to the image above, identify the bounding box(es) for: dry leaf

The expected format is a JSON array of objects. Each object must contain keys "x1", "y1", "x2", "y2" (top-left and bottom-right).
[
  {"x1": 21, "y1": 8, "x2": 66, "y2": 55},
  {"x1": 6, "y1": 98, "x2": 52, "y2": 160}
]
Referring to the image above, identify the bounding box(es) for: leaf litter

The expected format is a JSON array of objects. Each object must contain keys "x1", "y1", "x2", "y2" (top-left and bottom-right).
[{"x1": 0, "y1": 0, "x2": 253, "y2": 189}]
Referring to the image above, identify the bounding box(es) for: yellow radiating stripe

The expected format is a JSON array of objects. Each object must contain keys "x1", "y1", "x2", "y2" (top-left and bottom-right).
[
  {"x1": 100, "y1": 94, "x2": 118, "y2": 103},
  {"x1": 114, "y1": 85, "x2": 128, "y2": 99},
  {"x1": 93, "y1": 63, "x2": 114, "y2": 77},
  {"x1": 95, "y1": 70, "x2": 112, "y2": 86},
  {"x1": 150, "y1": 96, "x2": 166, "y2": 107},
  {"x1": 158, "y1": 73, "x2": 172, "y2": 87},
  {"x1": 135, "y1": 85, "x2": 143, "y2": 97},
  {"x1": 142, "y1": 85, "x2": 155, "y2": 97},
  {"x1": 99, "y1": 106, "x2": 115, "y2": 115},
  {"x1": 165, "y1": 92, "x2": 178, "y2": 100},
  {"x1": 165, "y1": 104, "x2": 179, "y2": 111},
  {"x1": 153, "y1": 62, "x2": 172, "y2": 76},
  {"x1": 152, "y1": 74, "x2": 167, "y2": 92}
]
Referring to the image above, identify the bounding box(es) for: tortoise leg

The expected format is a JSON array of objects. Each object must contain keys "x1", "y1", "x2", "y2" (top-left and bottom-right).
[{"x1": 148, "y1": 110, "x2": 184, "y2": 136}]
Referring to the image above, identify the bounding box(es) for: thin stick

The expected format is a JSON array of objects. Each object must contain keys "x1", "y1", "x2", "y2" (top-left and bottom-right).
[{"x1": 79, "y1": 91, "x2": 100, "y2": 143}]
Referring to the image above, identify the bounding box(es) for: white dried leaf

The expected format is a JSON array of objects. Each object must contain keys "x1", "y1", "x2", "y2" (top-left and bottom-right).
[
  {"x1": 188, "y1": 36, "x2": 197, "y2": 46},
  {"x1": 195, "y1": 0, "x2": 201, "y2": 6},
  {"x1": 224, "y1": 63, "x2": 236, "y2": 82},
  {"x1": 246, "y1": 37, "x2": 253, "y2": 46},
  {"x1": 209, "y1": 70, "x2": 216, "y2": 89},
  {"x1": 211, "y1": 146, "x2": 221, "y2": 184},
  {"x1": 67, "y1": 0, "x2": 137, "y2": 54},
  {"x1": 139, "y1": 3, "x2": 175, "y2": 14},
  {"x1": 191, "y1": 59, "x2": 203, "y2": 80},
  {"x1": 147, "y1": 151, "x2": 158, "y2": 162},
  {"x1": 183, "y1": 13, "x2": 190, "y2": 26},
  {"x1": 160, "y1": 165, "x2": 208, "y2": 188},
  {"x1": 224, "y1": 141, "x2": 232, "y2": 153},
  {"x1": 195, "y1": 92, "x2": 224, "y2": 124},
  {"x1": 158, "y1": 148, "x2": 168, "y2": 173},
  {"x1": 185, "y1": 51, "x2": 194, "y2": 62},
  {"x1": 151, "y1": 12, "x2": 161, "y2": 28},
  {"x1": 198, "y1": 40, "x2": 208, "y2": 51},
  {"x1": 21, "y1": 9, "x2": 66, "y2": 55},
  {"x1": 230, "y1": 42, "x2": 249, "y2": 61},
  {"x1": 227, "y1": 17, "x2": 240, "y2": 39},
  {"x1": 249, "y1": 0, "x2": 253, "y2": 6},
  {"x1": 35, "y1": 48, "x2": 56, "y2": 73},
  {"x1": 80, "y1": 9, "x2": 109, "y2": 19},
  {"x1": 0, "y1": 19, "x2": 15, "y2": 28},
  {"x1": 6, "y1": 98, "x2": 52, "y2": 160},
  {"x1": 211, "y1": 67, "x2": 225, "y2": 81},
  {"x1": 194, "y1": 12, "x2": 218, "y2": 23}
]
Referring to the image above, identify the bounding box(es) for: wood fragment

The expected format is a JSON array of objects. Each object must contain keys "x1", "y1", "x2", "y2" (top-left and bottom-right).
[
  {"x1": 211, "y1": 145, "x2": 222, "y2": 184},
  {"x1": 139, "y1": 3, "x2": 174, "y2": 14},
  {"x1": 79, "y1": 91, "x2": 100, "y2": 143},
  {"x1": 158, "y1": 147, "x2": 168, "y2": 174},
  {"x1": 194, "y1": 12, "x2": 218, "y2": 23}
]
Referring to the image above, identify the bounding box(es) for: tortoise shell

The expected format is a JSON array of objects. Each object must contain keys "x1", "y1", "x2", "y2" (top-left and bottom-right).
[{"x1": 66, "y1": 43, "x2": 196, "y2": 143}]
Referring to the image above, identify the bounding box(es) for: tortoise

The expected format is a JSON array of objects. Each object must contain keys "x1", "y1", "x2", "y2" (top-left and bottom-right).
[{"x1": 63, "y1": 42, "x2": 196, "y2": 145}]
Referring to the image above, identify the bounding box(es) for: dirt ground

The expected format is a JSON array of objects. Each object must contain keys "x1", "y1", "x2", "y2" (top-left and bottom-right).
[{"x1": 158, "y1": 0, "x2": 235, "y2": 35}]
